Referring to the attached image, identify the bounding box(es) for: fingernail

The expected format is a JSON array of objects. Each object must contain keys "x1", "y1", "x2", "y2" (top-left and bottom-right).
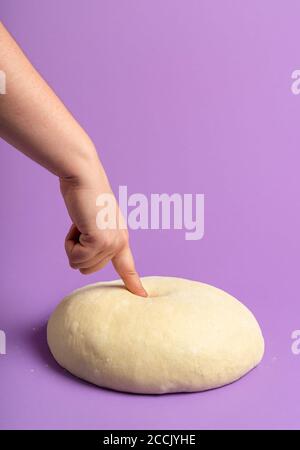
[{"x1": 139, "y1": 288, "x2": 148, "y2": 298}]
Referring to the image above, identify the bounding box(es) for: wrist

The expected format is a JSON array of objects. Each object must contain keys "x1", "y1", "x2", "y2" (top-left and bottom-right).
[
  {"x1": 59, "y1": 147, "x2": 111, "y2": 196},
  {"x1": 60, "y1": 140, "x2": 102, "y2": 183}
]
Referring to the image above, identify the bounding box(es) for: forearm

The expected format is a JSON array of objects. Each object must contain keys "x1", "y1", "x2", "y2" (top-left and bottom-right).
[
  {"x1": 0, "y1": 22, "x2": 100, "y2": 182},
  {"x1": 0, "y1": 22, "x2": 146, "y2": 296}
]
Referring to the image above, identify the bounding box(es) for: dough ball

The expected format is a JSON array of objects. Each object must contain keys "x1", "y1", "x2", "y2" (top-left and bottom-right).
[{"x1": 47, "y1": 277, "x2": 264, "y2": 394}]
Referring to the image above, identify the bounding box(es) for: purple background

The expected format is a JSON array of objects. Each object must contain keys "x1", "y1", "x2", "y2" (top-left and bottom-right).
[{"x1": 0, "y1": 0, "x2": 300, "y2": 429}]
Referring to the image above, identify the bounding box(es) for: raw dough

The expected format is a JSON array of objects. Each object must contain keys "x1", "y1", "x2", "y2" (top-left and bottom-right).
[{"x1": 47, "y1": 277, "x2": 264, "y2": 394}]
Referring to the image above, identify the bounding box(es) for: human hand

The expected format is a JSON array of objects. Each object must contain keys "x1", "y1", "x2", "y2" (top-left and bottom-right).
[
  {"x1": 0, "y1": 23, "x2": 147, "y2": 297},
  {"x1": 60, "y1": 162, "x2": 147, "y2": 297}
]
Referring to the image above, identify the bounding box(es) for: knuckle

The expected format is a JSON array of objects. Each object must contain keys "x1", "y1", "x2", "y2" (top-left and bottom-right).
[
  {"x1": 125, "y1": 269, "x2": 138, "y2": 277},
  {"x1": 93, "y1": 234, "x2": 112, "y2": 251},
  {"x1": 103, "y1": 238, "x2": 113, "y2": 251},
  {"x1": 84, "y1": 230, "x2": 129, "y2": 254}
]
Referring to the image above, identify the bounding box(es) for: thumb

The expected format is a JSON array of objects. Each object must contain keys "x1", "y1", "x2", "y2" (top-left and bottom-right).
[{"x1": 112, "y1": 246, "x2": 148, "y2": 297}]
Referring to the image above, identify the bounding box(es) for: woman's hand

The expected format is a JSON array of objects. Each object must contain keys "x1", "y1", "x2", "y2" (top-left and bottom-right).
[{"x1": 60, "y1": 162, "x2": 147, "y2": 297}]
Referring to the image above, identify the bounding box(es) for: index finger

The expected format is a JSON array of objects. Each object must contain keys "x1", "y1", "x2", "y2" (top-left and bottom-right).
[{"x1": 112, "y1": 246, "x2": 148, "y2": 297}]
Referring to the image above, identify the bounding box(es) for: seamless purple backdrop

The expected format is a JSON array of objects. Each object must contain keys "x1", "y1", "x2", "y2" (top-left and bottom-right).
[{"x1": 0, "y1": 0, "x2": 299, "y2": 429}]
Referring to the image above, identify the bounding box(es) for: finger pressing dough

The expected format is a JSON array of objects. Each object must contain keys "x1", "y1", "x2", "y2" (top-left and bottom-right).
[{"x1": 47, "y1": 277, "x2": 264, "y2": 394}]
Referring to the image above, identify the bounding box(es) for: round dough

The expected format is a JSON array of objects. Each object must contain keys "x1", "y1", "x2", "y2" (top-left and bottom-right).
[{"x1": 47, "y1": 277, "x2": 264, "y2": 394}]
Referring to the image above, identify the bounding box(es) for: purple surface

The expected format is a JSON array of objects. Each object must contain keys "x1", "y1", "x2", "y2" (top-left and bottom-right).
[{"x1": 1, "y1": 0, "x2": 300, "y2": 430}]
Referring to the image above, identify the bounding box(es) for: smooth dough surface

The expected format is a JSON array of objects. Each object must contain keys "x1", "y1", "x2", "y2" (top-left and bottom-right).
[{"x1": 47, "y1": 277, "x2": 264, "y2": 394}]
